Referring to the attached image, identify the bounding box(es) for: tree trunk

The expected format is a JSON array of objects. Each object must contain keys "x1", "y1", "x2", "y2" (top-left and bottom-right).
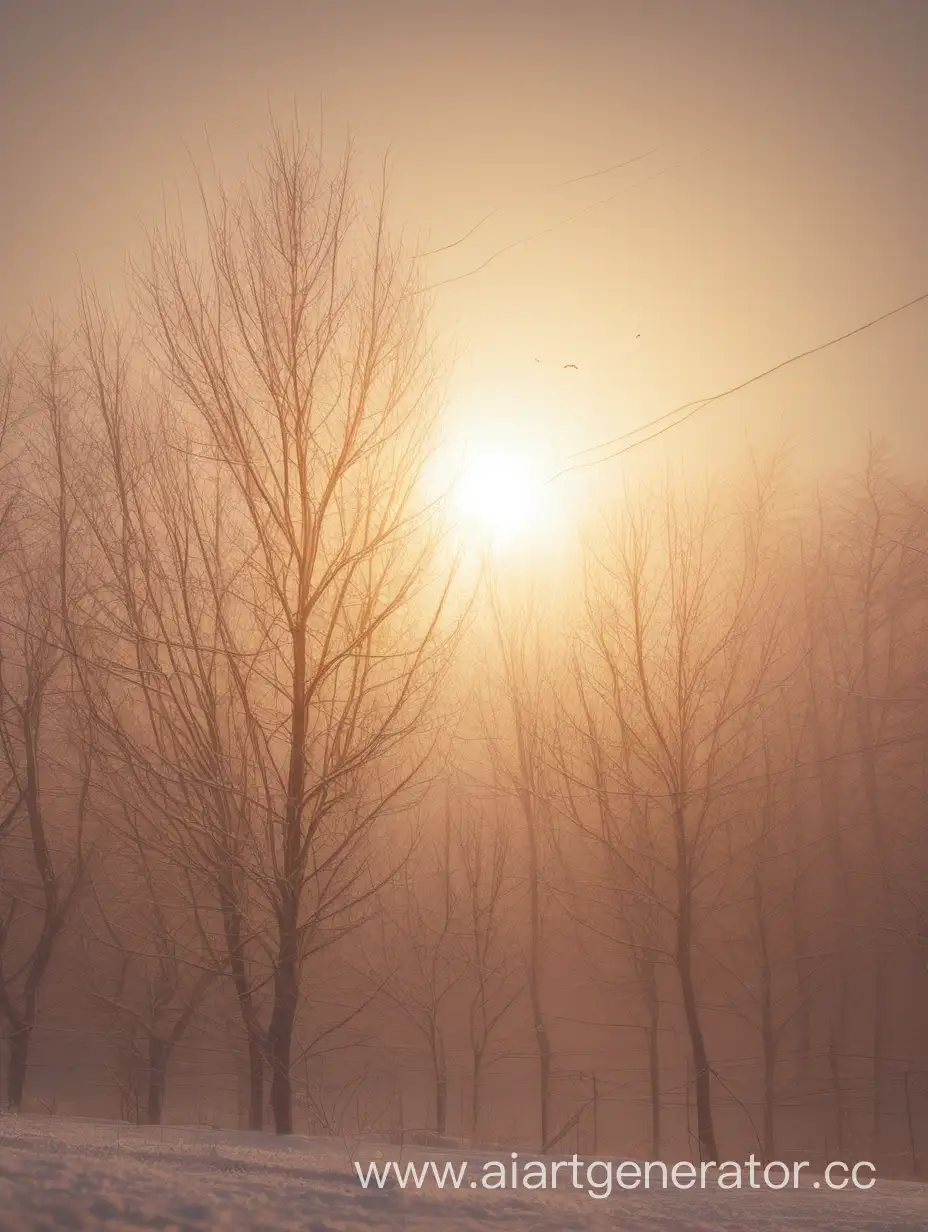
[
  {"x1": 674, "y1": 805, "x2": 718, "y2": 1161},
  {"x1": 530, "y1": 979, "x2": 552, "y2": 1151},
  {"x1": 518, "y1": 777, "x2": 551, "y2": 1153},
  {"x1": 643, "y1": 963, "x2": 662, "y2": 1158},
  {"x1": 497, "y1": 604, "x2": 554, "y2": 1157},
  {"x1": 755, "y1": 865, "x2": 777, "y2": 1161},
  {"x1": 677, "y1": 940, "x2": 716, "y2": 1160},
  {"x1": 267, "y1": 595, "x2": 309, "y2": 1138},
  {"x1": 526, "y1": 822, "x2": 551, "y2": 1152},
  {"x1": 6, "y1": 1022, "x2": 32, "y2": 1112},
  {"x1": 427, "y1": 1019, "x2": 449, "y2": 1136},
  {"x1": 471, "y1": 1045, "x2": 483, "y2": 1139},
  {"x1": 246, "y1": 1032, "x2": 265, "y2": 1131},
  {"x1": 434, "y1": 1043, "x2": 448, "y2": 1137},
  {"x1": 268, "y1": 893, "x2": 299, "y2": 1135},
  {"x1": 856, "y1": 505, "x2": 893, "y2": 1160},
  {"x1": 268, "y1": 995, "x2": 297, "y2": 1134},
  {"x1": 817, "y1": 721, "x2": 849, "y2": 1159},
  {"x1": 219, "y1": 877, "x2": 265, "y2": 1131},
  {"x1": 147, "y1": 1035, "x2": 169, "y2": 1125}
]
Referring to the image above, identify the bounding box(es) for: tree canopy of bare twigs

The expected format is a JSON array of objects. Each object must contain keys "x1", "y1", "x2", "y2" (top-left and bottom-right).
[{"x1": 69, "y1": 125, "x2": 459, "y2": 1134}]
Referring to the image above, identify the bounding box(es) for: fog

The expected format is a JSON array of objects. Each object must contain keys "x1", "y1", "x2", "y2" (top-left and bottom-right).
[{"x1": 0, "y1": 124, "x2": 927, "y2": 1201}]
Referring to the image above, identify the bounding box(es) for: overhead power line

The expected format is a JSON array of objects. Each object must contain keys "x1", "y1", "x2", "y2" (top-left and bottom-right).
[
  {"x1": 416, "y1": 148, "x2": 660, "y2": 259},
  {"x1": 416, "y1": 154, "x2": 700, "y2": 293},
  {"x1": 548, "y1": 288, "x2": 928, "y2": 482}
]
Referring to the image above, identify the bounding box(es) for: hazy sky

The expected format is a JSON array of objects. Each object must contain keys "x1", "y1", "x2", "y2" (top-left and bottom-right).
[{"x1": 2, "y1": 0, "x2": 927, "y2": 487}]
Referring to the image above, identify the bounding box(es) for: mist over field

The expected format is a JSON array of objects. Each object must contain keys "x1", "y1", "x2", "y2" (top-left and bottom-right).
[{"x1": 2, "y1": 3, "x2": 928, "y2": 1230}]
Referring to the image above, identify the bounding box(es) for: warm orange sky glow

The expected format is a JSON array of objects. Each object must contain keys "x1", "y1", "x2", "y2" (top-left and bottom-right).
[
  {"x1": 5, "y1": 9, "x2": 928, "y2": 1225},
  {"x1": 3, "y1": 1, "x2": 927, "y2": 487}
]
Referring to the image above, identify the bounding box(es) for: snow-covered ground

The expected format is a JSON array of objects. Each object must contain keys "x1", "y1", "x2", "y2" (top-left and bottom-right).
[{"x1": 2, "y1": 1115, "x2": 927, "y2": 1231}]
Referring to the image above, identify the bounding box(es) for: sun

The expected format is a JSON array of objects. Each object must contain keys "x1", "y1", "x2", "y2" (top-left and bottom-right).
[
  {"x1": 451, "y1": 442, "x2": 547, "y2": 548},
  {"x1": 426, "y1": 390, "x2": 574, "y2": 559}
]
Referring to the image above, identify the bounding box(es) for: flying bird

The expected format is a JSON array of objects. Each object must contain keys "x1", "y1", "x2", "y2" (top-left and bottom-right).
[{"x1": 564, "y1": 363, "x2": 578, "y2": 369}]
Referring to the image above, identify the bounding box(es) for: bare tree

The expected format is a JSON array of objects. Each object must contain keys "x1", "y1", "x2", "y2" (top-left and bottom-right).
[
  {"x1": 711, "y1": 721, "x2": 830, "y2": 1162},
  {"x1": 86, "y1": 810, "x2": 220, "y2": 1125},
  {"x1": 0, "y1": 337, "x2": 91, "y2": 1111},
  {"x1": 553, "y1": 729, "x2": 669, "y2": 1159},
  {"x1": 455, "y1": 792, "x2": 522, "y2": 1140},
  {"x1": 796, "y1": 454, "x2": 928, "y2": 1156},
  {"x1": 369, "y1": 811, "x2": 462, "y2": 1139},
  {"x1": 76, "y1": 123, "x2": 457, "y2": 1134},
  {"x1": 563, "y1": 478, "x2": 785, "y2": 1160},
  {"x1": 485, "y1": 583, "x2": 557, "y2": 1152}
]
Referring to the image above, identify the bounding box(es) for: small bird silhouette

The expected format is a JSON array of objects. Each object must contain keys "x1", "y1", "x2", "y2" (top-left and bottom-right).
[{"x1": 564, "y1": 363, "x2": 578, "y2": 370}]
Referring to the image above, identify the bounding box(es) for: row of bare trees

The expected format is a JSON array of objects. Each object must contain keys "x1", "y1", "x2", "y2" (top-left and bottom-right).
[
  {"x1": 1, "y1": 127, "x2": 458, "y2": 1136},
  {"x1": 493, "y1": 458, "x2": 928, "y2": 1165},
  {"x1": 2, "y1": 125, "x2": 928, "y2": 1164}
]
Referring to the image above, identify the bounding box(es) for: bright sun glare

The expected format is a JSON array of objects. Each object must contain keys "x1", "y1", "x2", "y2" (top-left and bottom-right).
[{"x1": 452, "y1": 443, "x2": 547, "y2": 548}]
